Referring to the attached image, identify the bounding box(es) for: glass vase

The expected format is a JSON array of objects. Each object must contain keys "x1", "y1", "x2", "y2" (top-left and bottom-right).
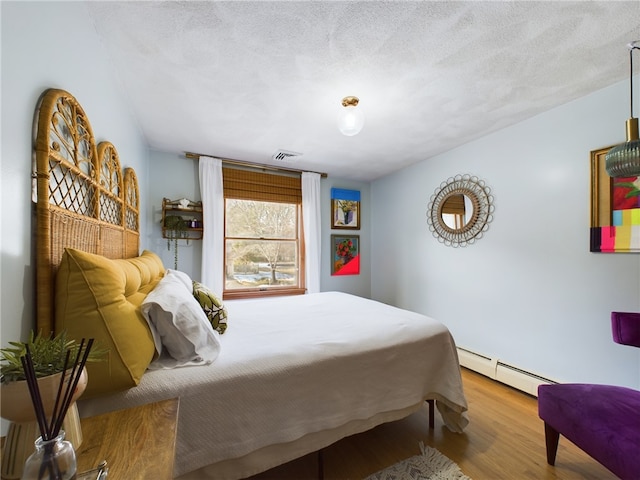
[{"x1": 21, "y1": 431, "x2": 77, "y2": 480}]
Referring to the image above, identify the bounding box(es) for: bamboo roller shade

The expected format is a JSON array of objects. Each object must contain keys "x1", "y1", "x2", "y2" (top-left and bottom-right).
[
  {"x1": 442, "y1": 194, "x2": 466, "y2": 215},
  {"x1": 223, "y1": 167, "x2": 302, "y2": 204}
]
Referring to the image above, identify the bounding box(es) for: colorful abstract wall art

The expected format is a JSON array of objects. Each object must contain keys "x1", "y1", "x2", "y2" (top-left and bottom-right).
[{"x1": 590, "y1": 146, "x2": 640, "y2": 252}]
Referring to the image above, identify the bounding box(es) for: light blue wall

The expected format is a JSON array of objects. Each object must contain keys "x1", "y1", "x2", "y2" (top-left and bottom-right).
[
  {"x1": 147, "y1": 150, "x2": 372, "y2": 297},
  {"x1": 148, "y1": 151, "x2": 202, "y2": 275},
  {"x1": 371, "y1": 78, "x2": 640, "y2": 389},
  {"x1": 320, "y1": 177, "x2": 371, "y2": 297},
  {"x1": 1, "y1": 2, "x2": 149, "y2": 349}
]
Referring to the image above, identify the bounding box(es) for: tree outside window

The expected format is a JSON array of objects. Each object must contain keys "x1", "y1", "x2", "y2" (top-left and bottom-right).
[{"x1": 225, "y1": 199, "x2": 300, "y2": 293}]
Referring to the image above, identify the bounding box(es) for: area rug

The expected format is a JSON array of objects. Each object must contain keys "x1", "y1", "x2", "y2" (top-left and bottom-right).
[{"x1": 364, "y1": 443, "x2": 471, "y2": 480}]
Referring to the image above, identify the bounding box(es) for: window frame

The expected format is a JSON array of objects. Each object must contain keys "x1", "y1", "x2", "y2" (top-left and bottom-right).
[{"x1": 222, "y1": 167, "x2": 306, "y2": 300}]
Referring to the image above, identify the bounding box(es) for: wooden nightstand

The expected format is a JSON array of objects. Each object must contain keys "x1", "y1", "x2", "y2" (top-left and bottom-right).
[
  {"x1": 1, "y1": 398, "x2": 179, "y2": 479},
  {"x1": 76, "y1": 398, "x2": 179, "y2": 479}
]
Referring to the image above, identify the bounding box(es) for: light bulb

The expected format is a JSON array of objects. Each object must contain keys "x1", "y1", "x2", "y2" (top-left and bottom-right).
[{"x1": 337, "y1": 96, "x2": 364, "y2": 136}]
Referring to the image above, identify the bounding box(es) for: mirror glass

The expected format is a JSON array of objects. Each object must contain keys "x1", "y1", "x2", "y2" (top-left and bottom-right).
[{"x1": 441, "y1": 194, "x2": 474, "y2": 230}]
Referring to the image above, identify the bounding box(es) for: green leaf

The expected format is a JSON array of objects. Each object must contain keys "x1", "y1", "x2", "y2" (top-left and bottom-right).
[
  {"x1": 0, "y1": 330, "x2": 106, "y2": 383},
  {"x1": 624, "y1": 188, "x2": 640, "y2": 199}
]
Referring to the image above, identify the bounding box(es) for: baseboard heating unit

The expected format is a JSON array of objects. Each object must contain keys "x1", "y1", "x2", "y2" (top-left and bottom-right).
[{"x1": 457, "y1": 347, "x2": 557, "y2": 397}]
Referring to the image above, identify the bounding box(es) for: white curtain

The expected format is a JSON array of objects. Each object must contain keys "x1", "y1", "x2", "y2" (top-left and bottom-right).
[
  {"x1": 302, "y1": 172, "x2": 321, "y2": 293},
  {"x1": 198, "y1": 156, "x2": 224, "y2": 294}
]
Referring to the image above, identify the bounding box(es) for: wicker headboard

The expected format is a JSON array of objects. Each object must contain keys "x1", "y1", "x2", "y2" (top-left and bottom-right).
[{"x1": 34, "y1": 89, "x2": 140, "y2": 335}]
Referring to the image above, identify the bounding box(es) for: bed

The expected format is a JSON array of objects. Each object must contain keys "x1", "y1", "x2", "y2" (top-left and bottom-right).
[{"x1": 33, "y1": 89, "x2": 468, "y2": 479}]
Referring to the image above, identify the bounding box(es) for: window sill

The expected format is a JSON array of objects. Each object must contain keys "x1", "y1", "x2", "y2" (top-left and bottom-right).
[{"x1": 223, "y1": 287, "x2": 306, "y2": 301}]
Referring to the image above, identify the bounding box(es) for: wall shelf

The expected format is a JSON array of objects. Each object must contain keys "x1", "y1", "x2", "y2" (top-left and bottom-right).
[{"x1": 162, "y1": 198, "x2": 203, "y2": 241}]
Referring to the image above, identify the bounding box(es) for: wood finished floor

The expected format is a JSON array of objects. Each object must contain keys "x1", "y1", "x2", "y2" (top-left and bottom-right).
[{"x1": 247, "y1": 368, "x2": 616, "y2": 480}]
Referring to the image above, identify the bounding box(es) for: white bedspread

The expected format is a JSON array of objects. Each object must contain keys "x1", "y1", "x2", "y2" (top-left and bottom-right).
[{"x1": 78, "y1": 292, "x2": 468, "y2": 478}]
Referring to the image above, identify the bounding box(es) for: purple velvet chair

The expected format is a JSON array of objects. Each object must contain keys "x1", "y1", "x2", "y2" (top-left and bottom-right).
[{"x1": 538, "y1": 312, "x2": 640, "y2": 480}]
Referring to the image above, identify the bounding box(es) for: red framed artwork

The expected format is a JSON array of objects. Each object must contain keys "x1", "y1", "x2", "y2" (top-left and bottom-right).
[{"x1": 331, "y1": 235, "x2": 360, "y2": 275}]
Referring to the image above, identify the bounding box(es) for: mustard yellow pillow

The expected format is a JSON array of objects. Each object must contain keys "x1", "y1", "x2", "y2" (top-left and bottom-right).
[{"x1": 55, "y1": 248, "x2": 165, "y2": 398}]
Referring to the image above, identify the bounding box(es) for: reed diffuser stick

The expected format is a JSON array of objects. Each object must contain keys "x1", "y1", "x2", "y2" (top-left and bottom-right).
[
  {"x1": 20, "y1": 353, "x2": 49, "y2": 439},
  {"x1": 48, "y1": 350, "x2": 70, "y2": 437},
  {"x1": 52, "y1": 338, "x2": 93, "y2": 437}
]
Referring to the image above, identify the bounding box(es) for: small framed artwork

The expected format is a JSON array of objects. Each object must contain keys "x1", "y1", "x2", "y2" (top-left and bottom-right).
[
  {"x1": 331, "y1": 188, "x2": 360, "y2": 229},
  {"x1": 590, "y1": 146, "x2": 640, "y2": 252},
  {"x1": 331, "y1": 234, "x2": 360, "y2": 275}
]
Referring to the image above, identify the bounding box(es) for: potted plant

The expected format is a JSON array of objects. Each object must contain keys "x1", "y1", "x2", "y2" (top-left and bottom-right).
[
  {"x1": 164, "y1": 214, "x2": 188, "y2": 269},
  {"x1": 0, "y1": 331, "x2": 103, "y2": 479},
  {"x1": 0, "y1": 331, "x2": 102, "y2": 382}
]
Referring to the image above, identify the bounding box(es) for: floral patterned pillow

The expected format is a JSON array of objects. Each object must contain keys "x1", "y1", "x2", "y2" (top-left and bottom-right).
[{"x1": 192, "y1": 281, "x2": 228, "y2": 334}]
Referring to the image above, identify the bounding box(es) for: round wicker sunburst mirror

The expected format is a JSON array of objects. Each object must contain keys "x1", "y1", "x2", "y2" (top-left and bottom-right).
[{"x1": 426, "y1": 174, "x2": 494, "y2": 247}]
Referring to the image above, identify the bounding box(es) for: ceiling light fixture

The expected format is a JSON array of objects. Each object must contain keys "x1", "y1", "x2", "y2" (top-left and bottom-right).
[
  {"x1": 337, "y1": 96, "x2": 364, "y2": 136},
  {"x1": 606, "y1": 40, "x2": 640, "y2": 178}
]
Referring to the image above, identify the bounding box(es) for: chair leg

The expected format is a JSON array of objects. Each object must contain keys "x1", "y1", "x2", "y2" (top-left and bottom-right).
[{"x1": 544, "y1": 422, "x2": 560, "y2": 466}]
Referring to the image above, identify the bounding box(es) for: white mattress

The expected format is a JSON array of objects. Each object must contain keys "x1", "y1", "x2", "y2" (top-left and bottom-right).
[{"x1": 78, "y1": 292, "x2": 468, "y2": 478}]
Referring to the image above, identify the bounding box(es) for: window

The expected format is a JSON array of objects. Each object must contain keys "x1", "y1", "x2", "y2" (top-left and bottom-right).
[{"x1": 223, "y1": 167, "x2": 305, "y2": 299}]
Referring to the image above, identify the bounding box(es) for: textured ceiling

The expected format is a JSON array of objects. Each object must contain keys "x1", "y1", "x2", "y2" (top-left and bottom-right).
[{"x1": 86, "y1": 1, "x2": 640, "y2": 181}]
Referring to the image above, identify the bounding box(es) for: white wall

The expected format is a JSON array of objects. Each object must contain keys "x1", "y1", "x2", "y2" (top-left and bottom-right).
[
  {"x1": 147, "y1": 150, "x2": 372, "y2": 297},
  {"x1": 371, "y1": 79, "x2": 640, "y2": 389},
  {"x1": 1, "y1": 2, "x2": 149, "y2": 348}
]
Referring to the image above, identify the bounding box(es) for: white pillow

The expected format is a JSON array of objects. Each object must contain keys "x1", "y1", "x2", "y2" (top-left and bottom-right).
[
  {"x1": 141, "y1": 270, "x2": 221, "y2": 369},
  {"x1": 166, "y1": 268, "x2": 192, "y2": 290}
]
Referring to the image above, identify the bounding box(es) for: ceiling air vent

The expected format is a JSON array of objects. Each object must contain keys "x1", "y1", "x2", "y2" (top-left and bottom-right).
[{"x1": 272, "y1": 150, "x2": 302, "y2": 162}]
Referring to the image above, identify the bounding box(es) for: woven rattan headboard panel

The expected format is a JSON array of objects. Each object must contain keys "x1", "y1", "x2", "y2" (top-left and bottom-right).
[{"x1": 34, "y1": 89, "x2": 140, "y2": 335}]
